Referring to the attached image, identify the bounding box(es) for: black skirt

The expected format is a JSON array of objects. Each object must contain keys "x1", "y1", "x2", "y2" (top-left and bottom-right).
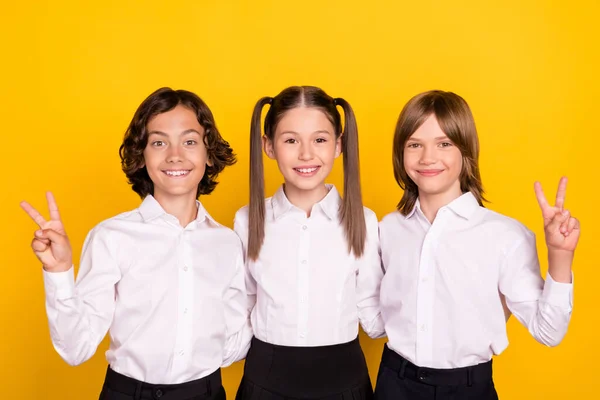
[{"x1": 236, "y1": 336, "x2": 373, "y2": 400}]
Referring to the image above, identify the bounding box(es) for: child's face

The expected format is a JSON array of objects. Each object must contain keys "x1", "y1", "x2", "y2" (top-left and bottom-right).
[
  {"x1": 264, "y1": 106, "x2": 341, "y2": 195},
  {"x1": 143, "y1": 105, "x2": 211, "y2": 202},
  {"x1": 404, "y1": 114, "x2": 463, "y2": 201}
]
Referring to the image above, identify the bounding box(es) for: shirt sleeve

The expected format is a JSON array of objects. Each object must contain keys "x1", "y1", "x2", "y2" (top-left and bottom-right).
[
  {"x1": 356, "y1": 211, "x2": 386, "y2": 339},
  {"x1": 43, "y1": 226, "x2": 120, "y2": 365},
  {"x1": 499, "y1": 231, "x2": 573, "y2": 347},
  {"x1": 233, "y1": 211, "x2": 257, "y2": 310},
  {"x1": 222, "y1": 245, "x2": 253, "y2": 366}
]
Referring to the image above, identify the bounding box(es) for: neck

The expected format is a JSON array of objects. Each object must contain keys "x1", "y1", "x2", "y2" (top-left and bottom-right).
[
  {"x1": 418, "y1": 187, "x2": 463, "y2": 223},
  {"x1": 283, "y1": 183, "x2": 329, "y2": 217},
  {"x1": 153, "y1": 192, "x2": 198, "y2": 227}
]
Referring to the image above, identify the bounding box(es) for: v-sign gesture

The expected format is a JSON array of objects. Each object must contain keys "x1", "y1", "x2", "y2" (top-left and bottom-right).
[
  {"x1": 534, "y1": 177, "x2": 580, "y2": 253},
  {"x1": 20, "y1": 192, "x2": 72, "y2": 272}
]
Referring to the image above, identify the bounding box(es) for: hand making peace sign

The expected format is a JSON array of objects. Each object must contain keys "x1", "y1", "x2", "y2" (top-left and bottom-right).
[
  {"x1": 534, "y1": 177, "x2": 580, "y2": 253},
  {"x1": 20, "y1": 192, "x2": 72, "y2": 272}
]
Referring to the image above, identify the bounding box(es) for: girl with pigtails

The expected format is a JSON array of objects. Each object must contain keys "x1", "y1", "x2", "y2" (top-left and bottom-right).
[{"x1": 233, "y1": 86, "x2": 384, "y2": 400}]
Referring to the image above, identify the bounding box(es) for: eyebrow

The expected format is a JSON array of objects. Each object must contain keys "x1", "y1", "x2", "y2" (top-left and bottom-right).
[
  {"x1": 407, "y1": 136, "x2": 449, "y2": 141},
  {"x1": 147, "y1": 129, "x2": 202, "y2": 136},
  {"x1": 279, "y1": 130, "x2": 333, "y2": 135}
]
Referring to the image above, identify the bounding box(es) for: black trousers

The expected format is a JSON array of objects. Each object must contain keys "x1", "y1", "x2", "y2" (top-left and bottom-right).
[
  {"x1": 374, "y1": 345, "x2": 498, "y2": 400},
  {"x1": 236, "y1": 336, "x2": 373, "y2": 400},
  {"x1": 99, "y1": 366, "x2": 226, "y2": 400}
]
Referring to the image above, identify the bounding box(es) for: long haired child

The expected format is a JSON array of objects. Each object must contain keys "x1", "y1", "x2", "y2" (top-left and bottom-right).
[
  {"x1": 234, "y1": 86, "x2": 385, "y2": 400},
  {"x1": 375, "y1": 90, "x2": 578, "y2": 400}
]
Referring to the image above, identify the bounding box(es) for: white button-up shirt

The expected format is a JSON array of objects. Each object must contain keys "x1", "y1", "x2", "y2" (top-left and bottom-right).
[
  {"x1": 43, "y1": 195, "x2": 252, "y2": 384},
  {"x1": 379, "y1": 192, "x2": 573, "y2": 368},
  {"x1": 234, "y1": 185, "x2": 385, "y2": 347}
]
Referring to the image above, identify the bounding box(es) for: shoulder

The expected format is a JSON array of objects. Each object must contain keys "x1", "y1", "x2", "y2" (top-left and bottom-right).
[
  {"x1": 234, "y1": 205, "x2": 250, "y2": 224},
  {"x1": 88, "y1": 208, "x2": 141, "y2": 235},
  {"x1": 362, "y1": 206, "x2": 379, "y2": 229},
  {"x1": 479, "y1": 208, "x2": 534, "y2": 240},
  {"x1": 379, "y1": 210, "x2": 405, "y2": 231}
]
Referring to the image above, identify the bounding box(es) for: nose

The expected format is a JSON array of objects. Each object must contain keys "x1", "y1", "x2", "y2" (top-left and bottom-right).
[
  {"x1": 419, "y1": 145, "x2": 436, "y2": 165},
  {"x1": 166, "y1": 144, "x2": 183, "y2": 163},
  {"x1": 298, "y1": 141, "x2": 314, "y2": 161}
]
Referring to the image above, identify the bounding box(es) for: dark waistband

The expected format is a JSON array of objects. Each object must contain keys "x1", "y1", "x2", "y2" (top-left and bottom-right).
[
  {"x1": 249, "y1": 336, "x2": 362, "y2": 357},
  {"x1": 381, "y1": 345, "x2": 493, "y2": 386},
  {"x1": 103, "y1": 367, "x2": 221, "y2": 400},
  {"x1": 244, "y1": 336, "x2": 369, "y2": 397}
]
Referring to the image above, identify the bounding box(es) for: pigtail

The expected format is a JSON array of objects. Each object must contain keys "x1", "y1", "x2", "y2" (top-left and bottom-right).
[
  {"x1": 334, "y1": 98, "x2": 366, "y2": 257},
  {"x1": 248, "y1": 97, "x2": 273, "y2": 261}
]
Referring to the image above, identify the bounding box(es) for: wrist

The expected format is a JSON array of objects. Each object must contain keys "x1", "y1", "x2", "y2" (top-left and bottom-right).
[
  {"x1": 43, "y1": 263, "x2": 72, "y2": 273},
  {"x1": 547, "y1": 249, "x2": 573, "y2": 283}
]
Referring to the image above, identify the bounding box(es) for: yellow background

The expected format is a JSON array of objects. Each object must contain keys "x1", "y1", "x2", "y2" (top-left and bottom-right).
[{"x1": 1, "y1": 1, "x2": 597, "y2": 398}]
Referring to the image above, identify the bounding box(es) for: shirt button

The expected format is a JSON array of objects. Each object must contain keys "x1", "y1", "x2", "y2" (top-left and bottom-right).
[
  {"x1": 421, "y1": 277, "x2": 428, "y2": 283},
  {"x1": 301, "y1": 260, "x2": 307, "y2": 264},
  {"x1": 299, "y1": 332, "x2": 306, "y2": 338},
  {"x1": 420, "y1": 324, "x2": 427, "y2": 332},
  {"x1": 183, "y1": 266, "x2": 188, "y2": 272},
  {"x1": 179, "y1": 350, "x2": 185, "y2": 356},
  {"x1": 183, "y1": 308, "x2": 188, "y2": 314},
  {"x1": 302, "y1": 225, "x2": 308, "y2": 230}
]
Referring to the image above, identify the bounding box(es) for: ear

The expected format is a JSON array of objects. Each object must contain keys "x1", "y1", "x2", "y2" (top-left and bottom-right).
[
  {"x1": 263, "y1": 135, "x2": 276, "y2": 159},
  {"x1": 334, "y1": 135, "x2": 342, "y2": 158},
  {"x1": 206, "y1": 157, "x2": 214, "y2": 167}
]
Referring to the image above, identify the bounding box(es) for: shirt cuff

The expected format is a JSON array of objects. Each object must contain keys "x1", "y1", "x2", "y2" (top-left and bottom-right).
[
  {"x1": 43, "y1": 266, "x2": 76, "y2": 300},
  {"x1": 541, "y1": 271, "x2": 573, "y2": 311}
]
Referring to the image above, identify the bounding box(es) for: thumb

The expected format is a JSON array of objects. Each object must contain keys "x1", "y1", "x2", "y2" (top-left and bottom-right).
[
  {"x1": 31, "y1": 238, "x2": 50, "y2": 252},
  {"x1": 36, "y1": 228, "x2": 68, "y2": 246},
  {"x1": 547, "y1": 210, "x2": 569, "y2": 233}
]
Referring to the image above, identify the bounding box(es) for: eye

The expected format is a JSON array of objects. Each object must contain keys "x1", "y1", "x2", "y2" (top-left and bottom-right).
[
  {"x1": 439, "y1": 141, "x2": 453, "y2": 148},
  {"x1": 184, "y1": 139, "x2": 197, "y2": 146},
  {"x1": 406, "y1": 142, "x2": 420, "y2": 148},
  {"x1": 315, "y1": 138, "x2": 327, "y2": 143},
  {"x1": 151, "y1": 140, "x2": 165, "y2": 147},
  {"x1": 284, "y1": 138, "x2": 297, "y2": 144}
]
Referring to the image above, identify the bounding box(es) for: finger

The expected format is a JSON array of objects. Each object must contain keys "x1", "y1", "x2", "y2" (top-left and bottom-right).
[
  {"x1": 566, "y1": 217, "x2": 580, "y2": 235},
  {"x1": 546, "y1": 209, "x2": 569, "y2": 233},
  {"x1": 560, "y1": 218, "x2": 569, "y2": 234},
  {"x1": 33, "y1": 231, "x2": 51, "y2": 245},
  {"x1": 563, "y1": 219, "x2": 575, "y2": 236},
  {"x1": 20, "y1": 201, "x2": 48, "y2": 228},
  {"x1": 39, "y1": 228, "x2": 68, "y2": 245},
  {"x1": 31, "y1": 238, "x2": 50, "y2": 252},
  {"x1": 534, "y1": 182, "x2": 551, "y2": 214},
  {"x1": 555, "y1": 176, "x2": 568, "y2": 210},
  {"x1": 46, "y1": 192, "x2": 62, "y2": 222}
]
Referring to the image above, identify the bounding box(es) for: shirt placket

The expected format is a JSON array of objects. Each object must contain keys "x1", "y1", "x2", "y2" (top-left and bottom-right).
[
  {"x1": 297, "y1": 221, "x2": 310, "y2": 345},
  {"x1": 171, "y1": 228, "x2": 194, "y2": 378},
  {"x1": 415, "y1": 210, "x2": 446, "y2": 366}
]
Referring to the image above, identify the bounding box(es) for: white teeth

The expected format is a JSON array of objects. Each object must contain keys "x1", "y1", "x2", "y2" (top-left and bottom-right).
[
  {"x1": 165, "y1": 170, "x2": 189, "y2": 176},
  {"x1": 296, "y1": 167, "x2": 317, "y2": 173}
]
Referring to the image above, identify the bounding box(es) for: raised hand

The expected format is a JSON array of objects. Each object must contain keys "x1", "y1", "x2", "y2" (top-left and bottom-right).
[
  {"x1": 20, "y1": 192, "x2": 72, "y2": 272},
  {"x1": 534, "y1": 177, "x2": 580, "y2": 253}
]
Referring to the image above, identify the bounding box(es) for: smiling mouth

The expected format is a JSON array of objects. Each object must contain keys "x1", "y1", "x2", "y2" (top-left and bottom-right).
[
  {"x1": 293, "y1": 166, "x2": 320, "y2": 176},
  {"x1": 163, "y1": 170, "x2": 191, "y2": 177},
  {"x1": 417, "y1": 169, "x2": 443, "y2": 177}
]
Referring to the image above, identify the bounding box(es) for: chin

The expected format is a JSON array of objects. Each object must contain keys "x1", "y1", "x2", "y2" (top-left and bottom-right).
[{"x1": 285, "y1": 179, "x2": 326, "y2": 193}]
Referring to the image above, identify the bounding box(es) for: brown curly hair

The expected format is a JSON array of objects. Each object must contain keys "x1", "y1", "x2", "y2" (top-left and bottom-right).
[{"x1": 119, "y1": 87, "x2": 236, "y2": 198}]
